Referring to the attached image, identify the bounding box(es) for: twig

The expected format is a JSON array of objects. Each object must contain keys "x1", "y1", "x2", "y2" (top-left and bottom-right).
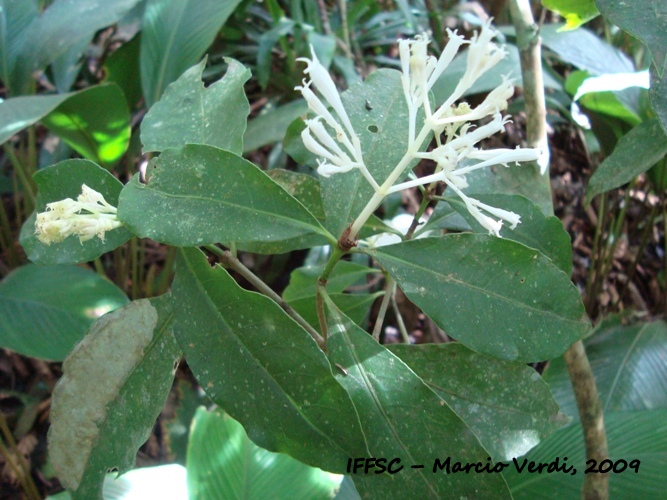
[
  {"x1": 563, "y1": 342, "x2": 609, "y2": 500},
  {"x1": 205, "y1": 245, "x2": 325, "y2": 350}
]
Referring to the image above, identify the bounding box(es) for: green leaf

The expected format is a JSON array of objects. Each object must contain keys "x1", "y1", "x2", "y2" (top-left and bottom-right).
[
  {"x1": 256, "y1": 17, "x2": 295, "y2": 90},
  {"x1": 650, "y1": 65, "x2": 667, "y2": 135},
  {"x1": 0, "y1": 0, "x2": 38, "y2": 94},
  {"x1": 117, "y1": 144, "x2": 332, "y2": 248},
  {"x1": 445, "y1": 194, "x2": 573, "y2": 274},
  {"x1": 371, "y1": 235, "x2": 589, "y2": 362},
  {"x1": 289, "y1": 292, "x2": 381, "y2": 330},
  {"x1": 504, "y1": 409, "x2": 667, "y2": 498},
  {"x1": 596, "y1": 0, "x2": 667, "y2": 78},
  {"x1": 587, "y1": 118, "x2": 667, "y2": 202},
  {"x1": 20, "y1": 159, "x2": 133, "y2": 265},
  {"x1": 140, "y1": 0, "x2": 241, "y2": 107},
  {"x1": 166, "y1": 380, "x2": 208, "y2": 466},
  {"x1": 187, "y1": 407, "x2": 342, "y2": 500},
  {"x1": 0, "y1": 92, "x2": 72, "y2": 146},
  {"x1": 171, "y1": 248, "x2": 367, "y2": 473},
  {"x1": 541, "y1": 24, "x2": 635, "y2": 76},
  {"x1": 542, "y1": 0, "x2": 599, "y2": 30},
  {"x1": 388, "y1": 343, "x2": 569, "y2": 462},
  {"x1": 319, "y1": 69, "x2": 421, "y2": 238},
  {"x1": 323, "y1": 298, "x2": 512, "y2": 498},
  {"x1": 244, "y1": 99, "x2": 308, "y2": 153},
  {"x1": 506, "y1": 320, "x2": 667, "y2": 498},
  {"x1": 41, "y1": 83, "x2": 131, "y2": 168},
  {"x1": 565, "y1": 70, "x2": 641, "y2": 125},
  {"x1": 48, "y1": 295, "x2": 181, "y2": 499},
  {"x1": 141, "y1": 58, "x2": 250, "y2": 155},
  {"x1": 103, "y1": 34, "x2": 142, "y2": 110},
  {"x1": 50, "y1": 37, "x2": 89, "y2": 93},
  {"x1": 0, "y1": 264, "x2": 128, "y2": 360},
  {"x1": 544, "y1": 320, "x2": 667, "y2": 420},
  {"x1": 12, "y1": 0, "x2": 141, "y2": 95},
  {"x1": 283, "y1": 261, "x2": 377, "y2": 301}
]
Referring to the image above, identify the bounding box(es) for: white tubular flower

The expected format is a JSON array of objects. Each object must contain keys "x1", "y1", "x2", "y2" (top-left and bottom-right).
[
  {"x1": 35, "y1": 184, "x2": 123, "y2": 245},
  {"x1": 296, "y1": 47, "x2": 365, "y2": 180}
]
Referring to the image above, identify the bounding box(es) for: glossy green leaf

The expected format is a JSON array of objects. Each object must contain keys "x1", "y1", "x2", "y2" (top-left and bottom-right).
[
  {"x1": 323, "y1": 297, "x2": 511, "y2": 498},
  {"x1": 41, "y1": 83, "x2": 131, "y2": 168},
  {"x1": 565, "y1": 70, "x2": 641, "y2": 125},
  {"x1": 445, "y1": 194, "x2": 573, "y2": 275},
  {"x1": 283, "y1": 261, "x2": 377, "y2": 301},
  {"x1": 48, "y1": 295, "x2": 181, "y2": 499},
  {"x1": 244, "y1": 99, "x2": 308, "y2": 153},
  {"x1": 0, "y1": 92, "x2": 72, "y2": 146},
  {"x1": 504, "y1": 409, "x2": 667, "y2": 498},
  {"x1": 187, "y1": 407, "x2": 342, "y2": 500},
  {"x1": 0, "y1": 0, "x2": 38, "y2": 94},
  {"x1": 103, "y1": 35, "x2": 143, "y2": 110},
  {"x1": 11, "y1": 0, "x2": 141, "y2": 95},
  {"x1": 388, "y1": 343, "x2": 569, "y2": 462},
  {"x1": 371, "y1": 235, "x2": 589, "y2": 361},
  {"x1": 140, "y1": 0, "x2": 241, "y2": 107},
  {"x1": 596, "y1": 0, "x2": 667, "y2": 77},
  {"x1": 544, "y1": 320, "x2": 667, "y2": 421},
  {"x1": 117, "y1": 144, "x2": 332, "y2": 247},
  {"x1": 171, "y1": 248, "x2": 366, "y2": 473},
  {"x1": 541, "y1": 24, "x2": 635, "y2": 76},
  {"x1": 20, "y1": 159, "x2": 133, "y2": 265},
  {"x1": 587, "y1": 118, "x2": 667, "y2": 202},
  {"x1": 318, "y1": 69, "x2": 421, "y2": 238},
  {"x1": 141, "y1": 58, "x2": 250, "y2": 154},
  {"x1": 542, "y1": 0, "x2": 599, "y2": 30},
  {"x1": 0, "y1": 264, "x2": 128, "y2": 360}
]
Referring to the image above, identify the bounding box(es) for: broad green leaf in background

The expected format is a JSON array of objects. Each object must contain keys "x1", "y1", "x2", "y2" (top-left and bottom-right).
[
  {"x1": 244, "y1": 99, "x2": 308, "y2": 153},
  {"x1": 596, "y1": 0, "x2": 667, "y2": 77},
  {"x1": 540, "y1": 24, "x2": 635, "y2": 76},
  {"x1": 140, "y1": 0, "x2": 242, "y2": 107},
  {"x1": 0, "y1": 92, "x2": 73, "y2": 146},
  {"x1": 542, "y1": 0, "x2": 599, "y2": 30},
  {"x1": 166, "y1": 380, "x2": 208, "y2": 466},
  {"x1": 11, "y1": 0, "x2": 141, "y2": 95},
  {"x1": 20, "y1": 159, "x2": 133, "y2": 265},
  {"x1": 505, "y1": 410, "x2": 667, "y2": 498},
  {"x1": 371, "y1": 235, "x2": 590, "y2": 362},
  {"x1": 103, "y1": 35, "x2": 143, "y2": 110},
  {"x1": 48, "y1": 296, "x2": 181, "y2": 499},
  {"x1": 544, "y1": 320, "x2": 667, "y2": 421},
  {"x1": 587, "y1": 118, "x2": 667, "y2": 202},
  {"x1": 288, "y1": 292, "x2": 382, "y2": 330},
  {"x1": 565, "y1": 70, "x2": 642, "y2": 126},
  {"x1": 256, "y1": 17, "x2": 295, "y2": 90},
  {"x1": 388, "y1": 343, "x2": 569, "y2": 462},
  {"x1": 323, "y1": 297, "x2": 512, "y2": 498},
  {"x1": 41, "y1": 83, "x2": 131, "y2": 168},
  {"x1": 283, "y1": 261, "x2": 377, "y2": 301},
  {"x1": 187, "y1": 407, "x2": 342, "y2": 500},
  {"x1": 50, "y1": 37, "x2": 90, "y2": 93},
  {"x1": 0, "y1": 264, "x2": 128, "y2": 360},
  {"x1": 171, "y1": 248, "x2": 367, "y2": 473},
  {"x1": 505, "y1": 320, "x2": 667, "y2": 498},
  {"x1": 445, "y1": 194, "x2": 573, "y2": 274},
  {"x1": 141, "y1": 58, "x2": 250, "y2": 154},
  {"x1": 0, "y1": 0, "x2": 38, "y2": 93},
  {"x1": 117, "y1": 144, "x2": 333, "y2": 247}
]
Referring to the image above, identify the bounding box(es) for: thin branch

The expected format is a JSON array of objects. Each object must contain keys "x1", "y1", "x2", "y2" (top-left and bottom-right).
[{"x1": 205, "y1": 245, "x2": 326, "y2": 350}]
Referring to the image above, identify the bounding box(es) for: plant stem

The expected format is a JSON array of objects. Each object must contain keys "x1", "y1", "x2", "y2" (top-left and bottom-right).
[
  {"x1": 205, "y1": 245, "x2": 325, "y2": 349},
  {"x1": 563, "y1": 341, "x2": 609, "y2": 500},
  {"x1": 0, "y1": 413, "x2": 41, "y2": 500},
  {"x1": 510, "y1": 2, "x2": 608, "y2": 498},
  {"x1": 3, "y1": 144, "x2": 36, "y2": 211},
  {"x1": 372, "y1": 277, "x2": 395, "y2": 341}
]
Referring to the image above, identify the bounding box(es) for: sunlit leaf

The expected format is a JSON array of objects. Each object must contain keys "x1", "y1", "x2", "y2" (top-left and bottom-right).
[{"x1": 542, "y1": 0, "x2": 599, "y2": 30}]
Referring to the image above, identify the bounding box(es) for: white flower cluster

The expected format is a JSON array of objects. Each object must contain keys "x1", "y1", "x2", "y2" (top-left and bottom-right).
[
  {"x1": 35, "y1": 184, "x2": 123, "y2": 245},
  {"x1": 295, "y1": 20, "x2": 545, "y2": 238}
]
